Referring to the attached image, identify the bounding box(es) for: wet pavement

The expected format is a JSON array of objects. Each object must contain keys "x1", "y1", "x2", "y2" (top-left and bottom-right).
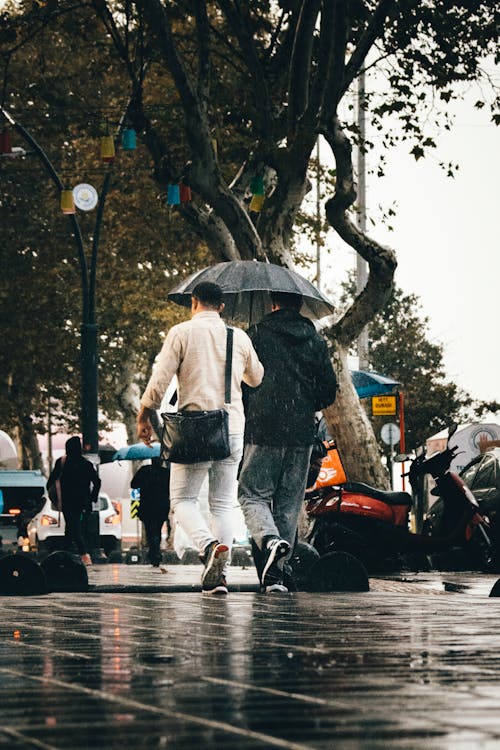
[{"x1": 2, "y1": 565, "x2": 500, "y2": 749}]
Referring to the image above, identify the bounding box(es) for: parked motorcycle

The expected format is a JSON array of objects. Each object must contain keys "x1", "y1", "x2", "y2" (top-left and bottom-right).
[{"x1": 300, "y1": 424, "x2": 495, "y2": 574}]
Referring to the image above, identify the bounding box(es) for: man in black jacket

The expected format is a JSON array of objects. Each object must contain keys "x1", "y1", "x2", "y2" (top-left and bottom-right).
[
  {"x1": 131, "y1": 459, "x2": 170, "y2": 569},
  {"x1": 238, "y1": 291, "x2": 338, "y2": 592}
]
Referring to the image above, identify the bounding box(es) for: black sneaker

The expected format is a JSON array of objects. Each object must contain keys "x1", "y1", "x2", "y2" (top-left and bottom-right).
[
  {"x1": 261, "y1": 538, "x2": 290, "y2": 592},
  {"x1": 201, "y1": 541, "x2": 229, "y2": 592}
]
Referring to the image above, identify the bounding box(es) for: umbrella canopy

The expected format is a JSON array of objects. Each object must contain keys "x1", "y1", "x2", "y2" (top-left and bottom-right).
[
  {"x1": 98, "y1": 443, "x2": 119, "y2": 465},
  {"x1": 351, "y1": 370, "x2": 400, "y2": 399},
  {"x1": 167, "y1": 260, "x2": 335, "y2": 326},
  {"x1": 112, "y1": 442, "x2": 161, "y2": 461}
]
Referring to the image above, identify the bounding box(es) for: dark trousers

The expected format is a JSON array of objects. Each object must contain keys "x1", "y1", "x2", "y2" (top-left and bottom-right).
[
  {"x1": 143, "y1": 518, "x2": 164, "y2": 566},
  {"x1": 63, "y1": 508, "x2": 87, "y2": 556}
]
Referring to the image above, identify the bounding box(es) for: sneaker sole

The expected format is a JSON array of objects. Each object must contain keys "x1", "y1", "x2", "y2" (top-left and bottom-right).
[
  {"x1": 262, "y1": 540, "x2": 290, "y2": 588},
  {"x1": 265, "y1": 583, "x2": 289, "y2": 593},
  {"x1": 201, "y1": 544, "x2": 229, "y2": 589},
  {"x1": 202, "y1": 585, "x2": 229, "y2": 596}
]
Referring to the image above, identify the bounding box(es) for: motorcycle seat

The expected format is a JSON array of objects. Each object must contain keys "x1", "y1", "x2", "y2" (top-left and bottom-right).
[{"x1": 341, "y1": 481, "x2": 412, "y2": 506}]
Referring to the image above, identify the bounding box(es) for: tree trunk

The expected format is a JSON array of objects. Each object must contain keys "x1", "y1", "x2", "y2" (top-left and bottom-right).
[
  {"x1": 323, "y1": 344, "x2": 390, "y2": 488},
  {"x1": 16, "y1": 416, "x2": 44, "y2": 471}
]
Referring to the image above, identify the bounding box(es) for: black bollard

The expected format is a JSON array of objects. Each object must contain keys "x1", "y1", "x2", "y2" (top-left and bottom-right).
[
  {"x1": 489, "y1": 578, "x2": 500, "y2": 597},
  {"x1": 0, "y1": 553, "x2": 48, "y2": 596},
  {"x1": 40, "y1": 550, "x2": 89, "y2": 592},
  {"x1": 304, "y1": 550, "x2": 370, "y2": 592}
]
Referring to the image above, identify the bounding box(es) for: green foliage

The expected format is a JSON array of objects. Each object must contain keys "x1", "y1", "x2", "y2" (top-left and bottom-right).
[
  {"x1": 340, "y1": 274, "x2": 470, "y2": 451},
  {"x1": 0, "y1": 4, "x2": 208, "y2": 445}
]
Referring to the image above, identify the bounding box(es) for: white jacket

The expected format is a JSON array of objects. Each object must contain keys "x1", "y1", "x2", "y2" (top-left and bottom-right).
[{"x1": 141, "y1": 312, "x2": 264, "y2": 434}]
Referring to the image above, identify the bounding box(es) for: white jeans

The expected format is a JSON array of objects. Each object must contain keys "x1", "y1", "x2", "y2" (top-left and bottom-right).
[{"x1": 170, "y1": 434, "x2": 243, "y2": 558}]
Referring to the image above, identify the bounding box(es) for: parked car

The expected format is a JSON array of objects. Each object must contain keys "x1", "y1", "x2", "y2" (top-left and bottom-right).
[
  {"x1": 459, "y1": 448, "x2": 500, "y2": 526},
  {"x1": 27, "y1": 492, "x2": 122, "y2": 555}
]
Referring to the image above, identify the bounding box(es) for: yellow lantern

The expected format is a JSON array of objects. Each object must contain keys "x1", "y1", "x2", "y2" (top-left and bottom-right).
[
  {"x1": 249, "y1": 193, "x2": 265, "y2": 212},
  {"x1": 100, "y1": 135, "x2": 115, "y2": 163},
  {"x1": 60, "y1": 189, "x2": 76, "y2": 215}
]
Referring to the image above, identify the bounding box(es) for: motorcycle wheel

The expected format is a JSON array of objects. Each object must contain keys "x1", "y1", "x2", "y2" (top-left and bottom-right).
[{"x1": 303, "y1": 551, "x2": 369, "y2": 593}]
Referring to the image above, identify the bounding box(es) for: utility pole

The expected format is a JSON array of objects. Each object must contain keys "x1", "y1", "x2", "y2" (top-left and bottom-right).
[
  {"x1": 356, "y1": 69, "x2": 369, "y2": 370},
  {"x1": 315, "y1": 138, "x2": 321, "y2": 291}
]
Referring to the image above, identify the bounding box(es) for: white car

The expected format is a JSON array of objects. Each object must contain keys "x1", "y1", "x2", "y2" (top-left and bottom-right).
[{"x1": 27, "y1": 493, "x2": 122, "y2": 556}]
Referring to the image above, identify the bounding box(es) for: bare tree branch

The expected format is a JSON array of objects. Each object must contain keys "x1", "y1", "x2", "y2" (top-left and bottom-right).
[
  {"x1": 323, "y1": 115, "x2": 396, "y2": 345},
  {"x1": 287, "y1": 0, "x2": 321, "y2": 128},
  {"x1": 342, "y1": 0, "x2": 395, "y2": 97}
]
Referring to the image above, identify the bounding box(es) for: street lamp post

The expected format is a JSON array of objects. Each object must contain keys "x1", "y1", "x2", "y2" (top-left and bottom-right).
[{"x1": 0, "y1": 104, "x2": 119, "y2": 457}]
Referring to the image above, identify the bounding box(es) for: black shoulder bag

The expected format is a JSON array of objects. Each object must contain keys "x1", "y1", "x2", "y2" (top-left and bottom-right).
[{"x1": 160, "y1": 327, "x2": 233, "y2": 463}]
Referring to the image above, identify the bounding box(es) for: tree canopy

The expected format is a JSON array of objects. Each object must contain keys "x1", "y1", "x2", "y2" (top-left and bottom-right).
[{"x1": 1, "y1": 1, "x2": 497, "y2": 480}]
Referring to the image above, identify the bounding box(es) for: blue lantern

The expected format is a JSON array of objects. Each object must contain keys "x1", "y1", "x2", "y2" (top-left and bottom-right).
[
  {"x1": 167, "y1": 184, "x2": 181, "y2": 205},
  {"x1": 122, "y1": 128, "x2": 136, "y2": 151}
]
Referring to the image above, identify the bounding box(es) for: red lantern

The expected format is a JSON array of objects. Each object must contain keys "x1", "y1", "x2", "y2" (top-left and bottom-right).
[
  {"x1": 0, "y1": 130, "x2": 12, "y2": 154},
  {"x1": 179, "y1": 183, "x2": 192, "y2": 202}
]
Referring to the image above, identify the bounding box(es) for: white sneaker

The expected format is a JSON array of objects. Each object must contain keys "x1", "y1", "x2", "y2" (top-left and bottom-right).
[
  {"x1": 261, "y1": 538, "x2": 290, "y2": 590},
  {"x1": 265, "y1": 583, "x2": 289, "y2": 593}
]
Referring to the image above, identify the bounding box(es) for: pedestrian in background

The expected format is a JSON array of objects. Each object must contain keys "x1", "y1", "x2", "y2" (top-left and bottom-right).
[
  {"x1": 137, "y1": 281, "x2": 263, "y2": 595},
  {"x1": 47, "y1": 435, "x2": 101, "y2": 566},
  {"x1": 131, "y1": 458, "x2": 170, "y2": 569},
  {"x1": 238, "y1": 291, "x2": 338, "y2": 592}
]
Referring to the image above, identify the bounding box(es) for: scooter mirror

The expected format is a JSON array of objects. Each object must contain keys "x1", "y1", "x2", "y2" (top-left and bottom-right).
[{"x1": 448, "y1": 422, "x2": 458, "y2": 440}]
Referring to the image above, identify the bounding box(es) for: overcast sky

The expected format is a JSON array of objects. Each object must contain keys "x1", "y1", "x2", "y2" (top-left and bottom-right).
[{"x1": 314, "y1": 85, "x2": 499, "y2": 405}]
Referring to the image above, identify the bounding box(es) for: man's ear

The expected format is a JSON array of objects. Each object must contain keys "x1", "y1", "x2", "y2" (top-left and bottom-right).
[{"x1": 218, "y1": 302, "x2": 225, "y2": 313}]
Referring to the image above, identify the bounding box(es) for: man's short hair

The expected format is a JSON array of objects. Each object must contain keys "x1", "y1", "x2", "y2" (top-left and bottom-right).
[
  {"x1": 271, "y1": 291, "x2": 303, "y2": 312},
  {"x1": 191, "y1": 281, "x2": 223, "y2": 308}
]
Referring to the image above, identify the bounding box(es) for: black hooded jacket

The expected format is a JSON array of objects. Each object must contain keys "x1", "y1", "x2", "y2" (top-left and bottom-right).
[
  {"x1": 243, "y1": 309, "x2": 338, "y2": 446},
  {"x1": 47, "y1": 436, "x2": 101, "y2": 513}
]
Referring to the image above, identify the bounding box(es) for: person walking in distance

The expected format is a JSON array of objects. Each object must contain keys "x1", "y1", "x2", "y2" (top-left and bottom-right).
[
  {"x1": 137, "y1": 282, "x2": 263, "y2": 595},
  {"x1": 46, "y1": 435, "x2": 101, "y2": 566},
  {"x1": 131, "y1": 458, "x2": 170, "y2": 570},
  {"x1": 238, "y1": 291, "x2": 338, "y2": 592}
]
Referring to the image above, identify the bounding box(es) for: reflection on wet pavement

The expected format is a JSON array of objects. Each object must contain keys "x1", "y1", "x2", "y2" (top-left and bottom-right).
[{"x1": 1, "y1": 568, "x2": 500, "y2": 748}]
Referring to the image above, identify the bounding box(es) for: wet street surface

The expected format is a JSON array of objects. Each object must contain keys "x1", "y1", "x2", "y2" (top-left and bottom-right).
[{"x1": 1, "y1": 566, "x2": 500, "y2": 749}]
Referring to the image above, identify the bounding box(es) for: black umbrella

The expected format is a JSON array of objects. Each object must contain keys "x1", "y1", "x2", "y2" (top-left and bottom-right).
[{"x1": 167, "y1": 260, "x2": 334, "y2": 326}]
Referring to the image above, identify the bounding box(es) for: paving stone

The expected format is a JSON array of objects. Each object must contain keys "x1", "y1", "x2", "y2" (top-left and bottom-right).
[{"x1": 0, "y1": 566, "x2": 500, "y2": 748}]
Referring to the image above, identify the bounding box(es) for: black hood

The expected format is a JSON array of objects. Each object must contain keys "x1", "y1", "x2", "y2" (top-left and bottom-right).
[
  {"x1": 65, "y1": 436, "x2": 82, "y2": 459},
  {"x1": 256, "y1": 309, "x2": 317, "y2": 344}
]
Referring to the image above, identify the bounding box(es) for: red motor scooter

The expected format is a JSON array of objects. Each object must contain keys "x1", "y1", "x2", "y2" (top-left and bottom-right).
[{"x1": 300, "y1": 424, "x2": 494, "y2": 575}]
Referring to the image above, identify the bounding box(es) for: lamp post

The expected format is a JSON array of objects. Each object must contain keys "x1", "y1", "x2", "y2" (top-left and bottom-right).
[{"x1": 0, "y1": 104, "x2": 123, "y2": 457}]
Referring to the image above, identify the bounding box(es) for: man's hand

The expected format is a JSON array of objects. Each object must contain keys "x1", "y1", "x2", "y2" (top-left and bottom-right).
[{"x1": 137, "y1": 406, "x2": 155, "y2": 446}]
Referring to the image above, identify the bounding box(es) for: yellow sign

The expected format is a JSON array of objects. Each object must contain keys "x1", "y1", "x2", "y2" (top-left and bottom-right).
[
  {"x1": 372, "y1": 395, "x2": 397, "y2": 416},
  {"x1": 130, "y1": 499, "x2": 140, "y2": 519}
]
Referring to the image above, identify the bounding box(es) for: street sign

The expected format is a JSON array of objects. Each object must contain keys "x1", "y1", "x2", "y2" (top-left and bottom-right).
[
  {"x1": 381, "y1": 422, "x2": 401, "y2": 446},
  {"x1": 372, "y1": 394, "x2": 397, "y2": 416},
  {"x1": 130, "y1": 499, "x2": 140, "y2": 519}
]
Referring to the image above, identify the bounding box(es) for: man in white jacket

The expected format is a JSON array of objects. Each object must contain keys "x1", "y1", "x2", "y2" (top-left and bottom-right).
[{"x1": 137, "y1": 282, "x2": 263, "y2": 595}]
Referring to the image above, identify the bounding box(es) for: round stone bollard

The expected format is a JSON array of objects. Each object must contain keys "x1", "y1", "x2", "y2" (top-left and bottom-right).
[
  {"x1": 40, "y1": 550, "x2": 89, "y2": 593},
  {"x1": 489, "y1": 578, "x2": 500, "y2": 597},
  {"x1": 0, "y1": 552, "x2": 48, "y2": 596},
  {"x1": 304, "y1": 550, "x2": 370, "y2": 592}
]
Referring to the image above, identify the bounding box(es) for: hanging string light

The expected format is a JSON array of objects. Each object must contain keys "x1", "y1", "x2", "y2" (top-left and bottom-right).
[
  {"x1": 60, "y1": 188, "x2": 76, "y2": 215},
  {"x1": 0, "y1": 129, "x2": 12, "y2": 154},
  {"x1": 249, "y1": 193, "x2": 265, "y2": 212},
  {"x1": 121, "y1": 127, "x2": 136, "y2": 151},
  {"x1": 179, "y1": 182, "x2": 192, "y2": 202},
  {"x1": 99, "y1": 120, "x2": 115, "y2": 163},
  {"x1": 249, "y1": 174, "x2": 265, "y2": 212},
  {"x1": 167, "y1": 184, "x2": 180, "y2": 205}
]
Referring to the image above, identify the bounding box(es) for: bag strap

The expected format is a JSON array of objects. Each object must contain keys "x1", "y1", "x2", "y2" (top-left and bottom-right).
[
  {"x1": 224, "y1": 326, "x2": 233, "y2": 405},
  {"x1": 169, "y1": 325, "x2": 234, "y2": 407}
]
